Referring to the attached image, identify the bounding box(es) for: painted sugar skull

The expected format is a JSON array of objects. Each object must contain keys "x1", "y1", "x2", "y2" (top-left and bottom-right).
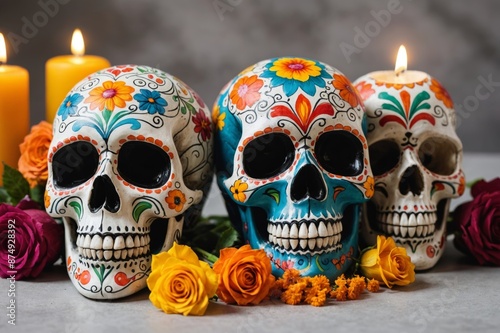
[
  {"x1": 214, "y1": 57, "x2": 373, "y2": 279},
  {"x1": 45, "y1": 65, "x2": 213, "y2": 299},
  {"x1": 354, "y1": 75, "x2": 465, "y2": 270}
]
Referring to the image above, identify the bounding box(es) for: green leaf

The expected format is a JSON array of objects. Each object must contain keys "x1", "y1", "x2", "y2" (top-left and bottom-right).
[
  {"x1": 0, "y1": 187, "x2": 9, "y2": 203},
  {"x1": 265, "y1": 188, "x2": 280, "y2": 204},
  {"x1": 69, "y1": 201, "x2": 83, "y2": 220},
  {"x1": 181, "y1": 215, "x2": 242, "y2": 257},
  {"x1": 180, "y1": 106, "x2": 187, "y2": 114},
  {"x1": 214, "y1": 227, "x2": 240, "y2": 253},
  {"x1": 132, "y1": 201, "x2": 152, "y2": 222},
  {"x1": 30, "y1": 184, "x2": 45, "y2": 207},
  {"x1": 2, "y1": 163, "x2": 30, "y2": 205}
]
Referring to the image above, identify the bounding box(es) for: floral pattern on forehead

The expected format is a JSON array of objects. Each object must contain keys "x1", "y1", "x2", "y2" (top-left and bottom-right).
[{"x1": 55, "y1": 65, "x2": 210, "y2": 143}]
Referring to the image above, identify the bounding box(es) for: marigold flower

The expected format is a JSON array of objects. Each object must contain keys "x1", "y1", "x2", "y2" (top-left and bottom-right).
[
  {"x1": 360, "y1": 235, "x2": 415, "y2": 288},
  {"x1": 272, "y1": 269, "x2": 331, "y2": 306},
  {"x1": 282, "y1": 268, "x2": 301, "y2": 288},
  {"x1": 147, "y1": 243, "x2": 218, "y2": 316},
  {"x1": 367, "y1": 278, "x2": 380, "y2": 292},
  {"x1": 347, "y1": 275, "x2": 366, "y2": 300},
  {"x1": 213, "y1": 245, "x2": 275, "y2": 306},
  {"x1": 280, "y1": 281, "x2": 307, "y2": 305},
  {"x1": 331, "y1": 285, "x2": 348, "y2": 301}
]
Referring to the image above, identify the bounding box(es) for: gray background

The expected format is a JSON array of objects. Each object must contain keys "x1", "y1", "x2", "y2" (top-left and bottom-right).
[{"x1": 1, "y1": 0, "x2": 499, "y2": 152}]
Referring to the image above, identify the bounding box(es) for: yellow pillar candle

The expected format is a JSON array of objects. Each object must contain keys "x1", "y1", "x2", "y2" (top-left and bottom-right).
[
  {"x1": 0, "y1": 33, "x2": 29, "y2": 186},
  {"x1": 45, "y1": 29, "x2": 110, "y2": 122}
]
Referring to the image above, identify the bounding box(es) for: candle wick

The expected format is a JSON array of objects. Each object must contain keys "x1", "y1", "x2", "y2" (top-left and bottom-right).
[{"x1": 395, "y1": 67, "x2": 406, "y2": 77}]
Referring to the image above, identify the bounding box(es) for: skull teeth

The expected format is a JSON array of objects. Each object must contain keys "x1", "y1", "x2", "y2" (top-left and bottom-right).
[
  {"x1": 76, "y1": 233, "x2": 150, "y2": 261},
  {"x1": 267, "y1": 219, "x2": 342, "y2": 254},
  {"x1": 376, "y1": 212, "x2": 437, "y2": 238}
]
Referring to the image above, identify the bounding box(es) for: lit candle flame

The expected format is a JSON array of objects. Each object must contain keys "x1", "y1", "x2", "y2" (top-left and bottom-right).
[
  {"x1": 71, "y1": 29, "x2": 85, "y2": 56},
  {"x1": 0, "y1": 33, "x2": 7, "y2": 64},
  {"x1": 395, "y1": 45, "x2": 407, "y2": 76}
]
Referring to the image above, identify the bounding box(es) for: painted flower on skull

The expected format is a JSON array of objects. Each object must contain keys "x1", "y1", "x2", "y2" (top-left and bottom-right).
[
  {"x1": 57, "y1": 93, "x2": 84, "y2": 121},
  {"x1": 192, "y1": 111, "x2": 212, "y2": 141},
  {"x1": 430, "y1": 78, "x2": 454, "y2": 109},
  {"x1": 165, "y1": 189, "x2": 187, "y2": 213},
  {"x1": 84, "y1": 80, "x2": 135, "y2": 111},
  {"x1": 229, "y1": 75, "x2": 264, "y2": 110},
  {"x1": 230, "y1": 179, "x2": 248, "y2": 202},
  {"x1": 212, "y1": 105, "x2": 226, "y2": 131},
  {"x1": 354, "y1": 81, "x2": 376, "y2": 101},
  {"x1": 261, "y1": 57, "x2": 332, "y2": 96},
  {"x1": 133, "y1": 89, "x2": 168, "y2": 114},
  {"x1": 332, "y1": 73, "x2": 362, "y2": 108},
  {"x1": 363, "y1": 176, "x2": 375, "y2": 198}
]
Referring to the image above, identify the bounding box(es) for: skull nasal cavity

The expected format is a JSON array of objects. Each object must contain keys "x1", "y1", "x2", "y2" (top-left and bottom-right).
[
  {"x1": 291, "y1": 165, "x2": 326, "y2": 202},
  {"x1": 89, "y1": 175, "x2": 120, "y2": 213},
  {"x1": 399, "y1": 165, "x2": 424, "y2": 196}
]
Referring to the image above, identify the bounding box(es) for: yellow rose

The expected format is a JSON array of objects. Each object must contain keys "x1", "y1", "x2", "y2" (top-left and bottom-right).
[
  {"x1": 213, "y1": 244, "x2": 275, "y2": 305},
  {"x1": 147, "y1": 243, "x2": 218, "y2": 316},
  {"x1": 18, "y1": 121, "x2": 53, "y2": 188},
  {"x1": 360, "y1": 235, "x2": 415, "y2": 288}
]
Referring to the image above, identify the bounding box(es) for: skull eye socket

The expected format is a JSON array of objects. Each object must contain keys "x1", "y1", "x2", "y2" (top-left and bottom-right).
[
  {"x1": 118, "y1": 142, "x2": 171, "y2": 189},
  {"x1": 242, "y1": 133, "x2": 295, "y2": 179},
  {"x1": 315, "y1": 131, "x2": 364, "y2": 176},
  {"x1": 52, "y1": 142, "x2": 99, "y2": 188},
  {"x1": 369, "y1": 140, "x2": 400, "y2": 176},
  {"x1": 418, "y1": 137, "x2": 458, "y2": 175}
]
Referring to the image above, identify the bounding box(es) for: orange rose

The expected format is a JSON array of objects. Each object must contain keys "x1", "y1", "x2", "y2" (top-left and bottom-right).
[
  {"x1": 360, "y1": 235, "x2": 415, "y2": 288},
  {"x1": 213, "y1": 245, "x2": 275, "y2": 305},
  {"x1": 18, "y1": 121, "x2": 53, "y2": 188}
]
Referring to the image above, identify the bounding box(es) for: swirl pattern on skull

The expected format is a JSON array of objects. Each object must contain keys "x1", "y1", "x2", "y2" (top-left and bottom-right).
[
  {"x1": 213, "y1": 57, "x2": 373, "y2": 279},
  {"x1": 45, "y1": 65, "x2": 213, "y2": 299}
]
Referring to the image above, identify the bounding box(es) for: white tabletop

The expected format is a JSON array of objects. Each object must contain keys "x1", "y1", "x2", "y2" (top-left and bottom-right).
[{"x1": 1, "y1": 152, "x2": 499, "y2": 333}]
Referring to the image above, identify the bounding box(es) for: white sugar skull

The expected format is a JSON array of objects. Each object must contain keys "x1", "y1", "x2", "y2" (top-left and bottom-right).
[
  {"x1": 354, "y1": 75, "x2": 465, "y2": 270},
  {"x1": 214, "y1": 57, "x2": 373, "y2": 279},
  {"x1": 45, "y1": 65, "x2": 213, "y2": 299}
]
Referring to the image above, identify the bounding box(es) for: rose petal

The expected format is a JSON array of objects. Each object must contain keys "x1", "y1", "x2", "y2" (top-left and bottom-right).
[{"x1": 471, "y1": 178, "x2": 500, "y2": 198}]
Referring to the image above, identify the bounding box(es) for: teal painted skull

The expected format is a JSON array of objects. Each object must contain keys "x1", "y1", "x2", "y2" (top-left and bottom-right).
[{"x1": 213, "y1": 57, "x2": 373, "y2": 279}]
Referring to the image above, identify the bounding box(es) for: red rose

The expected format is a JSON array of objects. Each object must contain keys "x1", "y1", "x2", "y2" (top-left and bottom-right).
[
  {"x1": 453, "y1": 178, "x2": 500, "y2": 265},
  {"x1": 0, "y1": 197, "x2": 63, "y2": 279}
]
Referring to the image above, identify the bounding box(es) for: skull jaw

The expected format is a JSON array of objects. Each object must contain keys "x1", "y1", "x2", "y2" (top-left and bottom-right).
[
  {"x1": 63, "y1": 216, "x2": 183, "y2": 299},
  {"x1": 361, "y1": 199, "x2": 450, "y2": 270},
  {"x1": 241, "y1": 205, "x2": 360, "y2": 280}
]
